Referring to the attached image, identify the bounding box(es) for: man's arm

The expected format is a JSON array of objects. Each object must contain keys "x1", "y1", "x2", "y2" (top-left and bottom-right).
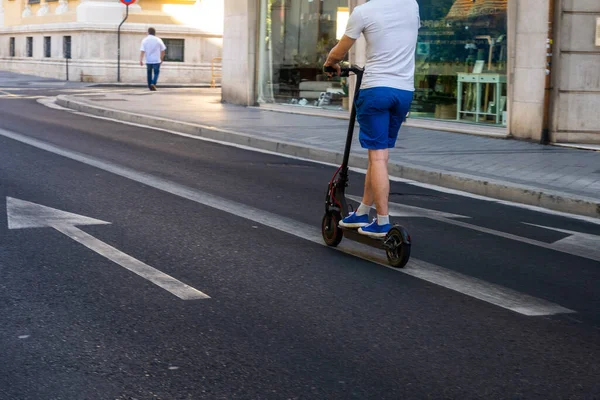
[
  {"x1": 139, "y1": 51, "x2": 145, "y2": 66},
  {"x1": 324, "y1": 35, "x2": 356, "y2": 76},
  {"x1": 324, "y1": 7, "x2": 363, "y2": 76},
  {"x1": 160, "y1": 40, "x2": 167, "y2": 64}
]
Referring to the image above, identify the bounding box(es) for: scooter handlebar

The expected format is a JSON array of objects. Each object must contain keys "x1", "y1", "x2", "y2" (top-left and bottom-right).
[{"x1": 323, "y1": 65, "x2": 364, "y2": 77}]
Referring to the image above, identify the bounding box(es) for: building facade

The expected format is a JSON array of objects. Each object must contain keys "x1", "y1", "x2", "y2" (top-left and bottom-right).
[
  {"x1": 222, "y1": 0, "x2": 600, "y2": 145},
  {"x1": 0, "y1": 0, "x2": 224, "y2": 83}
]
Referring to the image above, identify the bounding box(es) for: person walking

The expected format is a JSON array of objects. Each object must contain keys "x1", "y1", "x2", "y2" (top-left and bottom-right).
[
  {"x1": 325, "y1": 0, "x2": 420, "y2": 238},
  {"x1": 139, "y1": 27, "x2": 166, "y2": 91}
]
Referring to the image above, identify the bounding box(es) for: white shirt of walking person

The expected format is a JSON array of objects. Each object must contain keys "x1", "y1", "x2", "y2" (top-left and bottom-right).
[{"x1": 139, "y1": 27, "x2": 167, "y2": 91}]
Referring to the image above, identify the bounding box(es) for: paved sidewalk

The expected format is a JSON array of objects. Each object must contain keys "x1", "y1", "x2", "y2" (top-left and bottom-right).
[{"x1": 55, "y1": 88, "x2": 600, "y2": 218}]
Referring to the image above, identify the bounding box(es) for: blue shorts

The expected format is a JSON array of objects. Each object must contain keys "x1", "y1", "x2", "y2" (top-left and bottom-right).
[{"x1": 355, "y1": 87, "x2": 414, "y2": 150}]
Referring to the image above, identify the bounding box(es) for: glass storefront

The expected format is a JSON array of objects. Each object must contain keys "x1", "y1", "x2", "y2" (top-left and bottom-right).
[
  {"x1": 257, "y1": 0, "x2": 351, "y2": 111},
  {"x1": 257, "y1": 0, "x2": 508, "y2": 126}
]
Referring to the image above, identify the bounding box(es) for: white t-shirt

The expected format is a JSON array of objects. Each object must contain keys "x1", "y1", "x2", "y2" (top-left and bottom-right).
[
  {"x1": 344, "y1": 0, "x2": 420, "y2": 91},
  {"x1": 140, "y1": 35, "x2": 167, "y2": 64}
]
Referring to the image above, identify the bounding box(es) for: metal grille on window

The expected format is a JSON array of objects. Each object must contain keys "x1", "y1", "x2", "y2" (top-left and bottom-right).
[
  {"x1": 163, "y1": 39, "x2": 184, "y2": 62},
  {"x1": 26, "y1": 37, "x2": 33, "y2": 57},
  {"x1": 44, "y1": 37, "x2": 51, "y2": 58},
  {"x1": 10, "y1": 38, "x2": 15, "y2": 57},
  {"x1": 63, "y1": 36, "x2": 72, "y2": 59}
]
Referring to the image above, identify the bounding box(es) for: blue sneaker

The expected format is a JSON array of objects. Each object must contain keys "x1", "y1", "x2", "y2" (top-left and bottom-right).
[
  {"x1": 358, "y1": 220, "x2": 391, "y2": 238},
  {"x1": 338, "y1": 211, "x2": 369, "y2": 229}
]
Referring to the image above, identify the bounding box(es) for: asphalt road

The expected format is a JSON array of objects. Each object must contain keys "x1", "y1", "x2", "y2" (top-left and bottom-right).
[{"x1": 0, "y1": 74, "x2": 599, "y2": 399}]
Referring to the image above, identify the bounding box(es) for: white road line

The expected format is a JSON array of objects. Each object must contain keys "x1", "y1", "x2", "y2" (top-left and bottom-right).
[
  {"x1": 346, "y1": 195, "x2": 600, "y2": 263},
  {"x1": 0, "y1": 128, "x2": 575, "y2": 316},
  {"x1": 6, "y1": 197, "x2": 208, "y2": 300},
  {"x1": 37, "y1": 97, "x2": 600, "y2": 226},
  {"x1": 55, "y1": 225, "x2": 208, "y2": 300}
]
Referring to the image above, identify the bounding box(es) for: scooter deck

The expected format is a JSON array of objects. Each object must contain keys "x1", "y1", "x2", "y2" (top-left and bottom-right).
[{"x1": 340, "y1": 226, "x2": 386, "y2": 250}]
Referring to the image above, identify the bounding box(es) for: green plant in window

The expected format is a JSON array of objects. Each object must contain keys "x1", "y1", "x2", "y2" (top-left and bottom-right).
[{"x1": 341, "y1": 77, "x2": 349, "y2": 97}]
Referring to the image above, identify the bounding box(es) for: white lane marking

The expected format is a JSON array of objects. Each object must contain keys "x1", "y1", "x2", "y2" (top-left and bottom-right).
[
  {"x1": 0, "y1": 128, "x2": 575, "y2": 316},
  {"x1": 55, "y1": 225, "x2": 209, "y2": 300},
  {"x1": 346, "y1": 194, "x2": 470, "y2": 219},
  {"x1": 37, "y1": 97, "x2": 600, "y2": 226},
  {"x1": 347, "y1": 196, "x2": 600, "y2": 263},
  {"x1": 6, "y1": 197, "x2": 209, "y2": 300},
  {"x1": 524, "y1": 223, "x2": 600, "y2": 263}
]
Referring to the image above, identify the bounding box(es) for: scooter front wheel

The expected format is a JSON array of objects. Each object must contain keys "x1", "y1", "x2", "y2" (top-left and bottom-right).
[
  {"x1": 322, "y1": 211, "x2": 343, "y2": 247},
  {"x1": 385, "y1": 226, "x2": 411, "y2": 268}
]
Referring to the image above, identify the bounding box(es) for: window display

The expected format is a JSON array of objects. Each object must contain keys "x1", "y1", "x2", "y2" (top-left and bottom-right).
[
  {"x1": 413, "y1": 0, "x2": 508, "y2": 125},
  {"x1": 257, "y1": 0, "x2": 508, "y2": 126},
  {"x1": 257, "y1": 0, "x2": 350, "y2": 111}
]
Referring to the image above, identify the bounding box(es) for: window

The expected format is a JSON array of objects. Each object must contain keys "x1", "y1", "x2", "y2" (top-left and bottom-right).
[
  {"x1": 163, "y1": 39, "x2": 184, "y2": 62},
  {"x1": 44, "y1": 37, "x2": 51, "y2": 58},
  {"x1": 410, "y1": 0, "x2": 508, "y2": 126},
  {"x1": 256, "y1": 0, "x2": 351, "y2": 109},
  {"x1": 63, "y1": 36, "x2": 72, "y2": 59},
  {"x1": 26, "y1": 37, "x2": 33, "y2": 57},
  {"x1": 9, "y1": 37, "x2": 15, "y2": 57},
  {"x1": 28, "y1": 0, "x2": 41, "y2": 3}
]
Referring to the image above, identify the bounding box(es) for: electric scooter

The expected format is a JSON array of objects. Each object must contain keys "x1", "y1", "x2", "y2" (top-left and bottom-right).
[{"x1": 321, "y1": 64, "x2": 411, "y2": 268}]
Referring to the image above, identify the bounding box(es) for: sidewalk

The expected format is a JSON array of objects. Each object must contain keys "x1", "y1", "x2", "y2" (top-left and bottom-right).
[{"x1": 55, "y1": 88, "x2": 600, "y2": 219}]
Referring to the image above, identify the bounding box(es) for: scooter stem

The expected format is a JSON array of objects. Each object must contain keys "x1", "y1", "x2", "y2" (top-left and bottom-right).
[{"x1": 340, "y1": 68, "x2": 364, "y2": 183}]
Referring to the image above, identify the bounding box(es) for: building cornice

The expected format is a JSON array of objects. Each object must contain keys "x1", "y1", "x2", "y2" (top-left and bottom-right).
[{"x1": 0, "y1": 22, "x2": 222, "y2": 37}]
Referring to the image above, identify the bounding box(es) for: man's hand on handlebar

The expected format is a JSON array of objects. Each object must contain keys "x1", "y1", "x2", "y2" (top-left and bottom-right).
[{"x1": 323, "y1": 60, "x2": 341, "y2": 78}]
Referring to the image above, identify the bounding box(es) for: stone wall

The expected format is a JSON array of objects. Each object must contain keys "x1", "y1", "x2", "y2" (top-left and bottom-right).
[
  {"x1": 0, "y1": 24, "x2": 222, "y2": 83},
  {"x1": 551, "y1": 0, "x2": 600, "y2": 144}
]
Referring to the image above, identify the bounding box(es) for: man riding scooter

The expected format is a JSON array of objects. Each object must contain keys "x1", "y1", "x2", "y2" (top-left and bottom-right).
[{"x1": 324, "y1": 0, "x2": 420, "y2": 238}]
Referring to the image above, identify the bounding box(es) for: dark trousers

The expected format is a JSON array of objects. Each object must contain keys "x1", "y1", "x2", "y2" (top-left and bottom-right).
[{"x1": 146, "y1": 63, "x2": 161, "y2": 88}]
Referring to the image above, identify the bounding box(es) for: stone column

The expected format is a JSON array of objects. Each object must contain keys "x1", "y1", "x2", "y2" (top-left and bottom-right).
[
  {"x1": 77, "y1": 0, "x2": 140, "y2": 23},
  {"x1": 37, "y1": 0, "x2": 50, "y2": 16},
  {"x1": 507, "y1": 0, "x2": 550, "y2": 141},
  {"x1": 221, "y1": 0, "x2": 258, "y2": 106}
]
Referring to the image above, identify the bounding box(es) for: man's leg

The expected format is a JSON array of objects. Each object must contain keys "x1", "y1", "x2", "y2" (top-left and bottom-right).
[
  {"x1": 340, "y1": 87, "x2": 391, "y2": 232},
  {"x1": 354, "y1": 88, "x2": 393, "y2": 237},
  {"x1": 368, "y1": 148, "x2": 390, "y2": 216},
  {"x1": 361, "y1": 163, "x2": 374, "y2": 208},
  {"x1": 152, "y1": 63, "x2": 161, "y2": 86},
  {"x1": 146, "y1": 64, "x2": 153, "y2": 89}
]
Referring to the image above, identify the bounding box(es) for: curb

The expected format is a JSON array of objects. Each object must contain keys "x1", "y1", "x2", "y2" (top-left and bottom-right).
[
  {"x1": 56, "y1": 95, "x2": 600, "y2": 219},
  {"x1": 88, "y1": 83, "x2": 220, "y2": 89}
]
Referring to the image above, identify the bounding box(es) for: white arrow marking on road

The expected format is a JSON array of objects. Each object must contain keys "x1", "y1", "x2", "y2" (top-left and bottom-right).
[{"x1": 6, "y1": 197, "x2": 209, "y2": 300}]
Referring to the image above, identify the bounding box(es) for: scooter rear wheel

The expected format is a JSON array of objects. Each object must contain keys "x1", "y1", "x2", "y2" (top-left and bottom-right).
[
  {"x1": 385, "y1": 227, "x2": 411, "y2": 268},
  {"x1": 322, "y1": 211, "x2": 343, "y2": 247}
]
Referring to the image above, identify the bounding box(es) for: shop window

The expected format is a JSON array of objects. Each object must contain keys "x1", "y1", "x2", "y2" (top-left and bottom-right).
[
  {"x1": 256, "y1": 0, "x2": 350, "y2": 111},
  {"x1": 163, "y1": 39, "x2": 184, "y2": 62},
  {"x1": 257, "y1": 0, "x2": 508, "y2": 126},
  {"x1": 44, "y1": 37, "x2": 51, "y2": 58},
  {"x1": 9, "y1": 37, "x2": 15, "y2": 57},
  {"x1": 26, "y1": 37, "x2": 33, "y2": 57},
  {"x1": 411, "y1": 0, "x2": 508, "y2": 126},
  {"x1": 63, "y1": 36, "x2": 72, "y2": 59}
]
